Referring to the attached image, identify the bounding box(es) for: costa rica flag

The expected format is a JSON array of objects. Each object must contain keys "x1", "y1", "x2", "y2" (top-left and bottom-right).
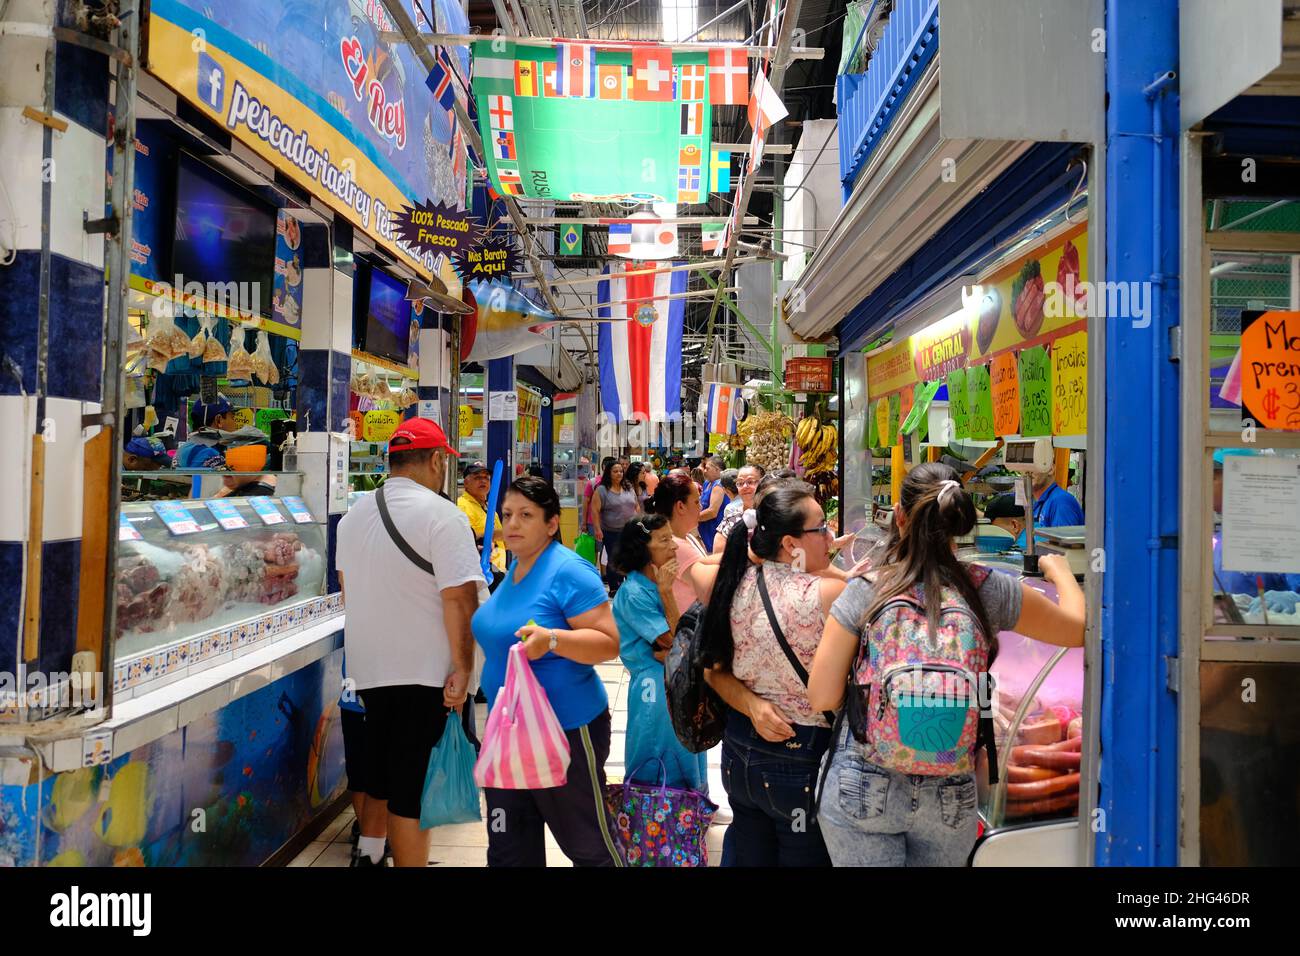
[
  {"x1": 557, "y1": 43, "x2": 596, "y2": 97},
  {"x1": 704, "y1": 384, "x2": 741, "y2": 434},
  {"x1": 597, "y1": 262, "x2": 687, "y2": 422}
]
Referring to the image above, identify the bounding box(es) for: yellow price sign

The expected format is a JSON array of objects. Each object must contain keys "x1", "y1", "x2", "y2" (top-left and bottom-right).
[
  {"x1": 458, "y1": 404, "x2": 474, "y2": 437},
  {"x1": 363, "y1": 410, "x2": 402, "y2": 442},
  {"x1": 232, "y1": 407, "x2": 256, "y2": 430}
]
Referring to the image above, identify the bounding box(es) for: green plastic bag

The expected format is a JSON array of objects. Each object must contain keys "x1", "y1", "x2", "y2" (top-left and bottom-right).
[{"x1": 575, "y1": 531, "x2": 598, "y2": 566}]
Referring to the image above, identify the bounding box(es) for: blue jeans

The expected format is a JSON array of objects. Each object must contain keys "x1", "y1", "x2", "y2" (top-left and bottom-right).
[
  {"x1": 720, "y1": 711, "x2": 832, "y2": 867},
  {"x1": 818, "y1": 723, "x2": 979, "y2": 867}
]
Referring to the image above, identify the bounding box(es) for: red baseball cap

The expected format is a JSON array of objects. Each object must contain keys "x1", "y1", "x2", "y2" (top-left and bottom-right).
[{"x1": 387, "y1": 417, "x2": 459, "y2": 456}]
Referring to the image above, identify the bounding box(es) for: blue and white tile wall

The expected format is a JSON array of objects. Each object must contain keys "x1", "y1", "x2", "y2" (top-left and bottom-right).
[{"x1": 0, "y1": 3, "x2": 111, "y2": 699}]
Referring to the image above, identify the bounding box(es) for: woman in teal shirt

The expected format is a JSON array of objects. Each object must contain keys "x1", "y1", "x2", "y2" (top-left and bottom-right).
[
  {"x1": 471, "y1": 477, "x2": 624, "y2": 866},
  {"x1": 612, "y1": 514, "x2": 709, "y2": 791}
]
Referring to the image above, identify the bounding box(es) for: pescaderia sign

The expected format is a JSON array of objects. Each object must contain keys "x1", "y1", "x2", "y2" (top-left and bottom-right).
[{"x1": 145, "y1": 0, "x2": 470, "y2": 286}]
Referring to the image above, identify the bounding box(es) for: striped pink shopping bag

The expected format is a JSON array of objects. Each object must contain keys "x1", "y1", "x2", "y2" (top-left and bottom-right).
[{"x1": 474, "y1": 643, "x2": 571, "y2": 789}]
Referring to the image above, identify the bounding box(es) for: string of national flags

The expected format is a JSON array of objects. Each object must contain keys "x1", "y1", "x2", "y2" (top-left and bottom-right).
[{"x1": 501, "y1": 44, "x2": 749, "y2": 104}]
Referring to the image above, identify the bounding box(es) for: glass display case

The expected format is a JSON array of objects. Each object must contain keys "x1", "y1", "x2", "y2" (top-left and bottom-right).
[
  {"x1": 115, "y1": 497, "x2": 328, "y2": 659},
  {"x1": 977, "y1": 574, "x2": 1085, "y2": 830}
]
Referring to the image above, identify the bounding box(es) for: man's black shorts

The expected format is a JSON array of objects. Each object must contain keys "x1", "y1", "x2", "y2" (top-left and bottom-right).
[
  {"x1": 356, "y1": 685, "x2": 451, "y2": 820},
  {"x1": 340, "y1": 707, "x2": 370, "y2": 795}
]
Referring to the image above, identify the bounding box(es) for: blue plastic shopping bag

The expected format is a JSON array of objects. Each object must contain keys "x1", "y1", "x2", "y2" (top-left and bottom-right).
[{"x1": 419, "y1": 714, "x2": 481, "y2": 830}]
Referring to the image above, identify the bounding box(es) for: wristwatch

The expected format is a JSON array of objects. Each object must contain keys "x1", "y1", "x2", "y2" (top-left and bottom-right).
[{"x1": 548, "y1": 629, "x2": 559, "y2": 652}]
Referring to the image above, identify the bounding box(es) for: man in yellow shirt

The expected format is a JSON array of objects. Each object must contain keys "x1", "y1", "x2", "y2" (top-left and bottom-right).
[{"x1": 458, "y1": 461, "x2": 506, "y2": 579}]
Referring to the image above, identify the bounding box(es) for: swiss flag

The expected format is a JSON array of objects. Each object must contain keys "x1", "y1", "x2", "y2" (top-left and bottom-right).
[
  {"x1": 631, "y1": 46, "x2": 674, "y2": 101},
  {"x1": 709, "y1": 47, "x2": 748, "y2": 105}
]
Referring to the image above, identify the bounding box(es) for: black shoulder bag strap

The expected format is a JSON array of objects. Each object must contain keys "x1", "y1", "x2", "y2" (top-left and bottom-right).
[
  {"x1": 375, "y1": 484, "x2": 436, "y2": 577},
  {"x1": 755, "y1": 564, "x2": 836, "y2": 727}
]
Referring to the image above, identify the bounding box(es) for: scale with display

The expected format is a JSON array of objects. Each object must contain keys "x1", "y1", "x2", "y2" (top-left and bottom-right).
[{"x1": 1001, "y1": 437, "x2": 1055, "y2": 577}]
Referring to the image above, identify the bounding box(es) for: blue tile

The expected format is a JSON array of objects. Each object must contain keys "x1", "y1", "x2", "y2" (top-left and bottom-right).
[
  {"x1": 329, "y1": 350, "x2": 351, "y2": 433},
  {"x1": 54, "y1": 36, "x2": 109, "y2": 136},
  {"x1": 0, "y1": 253, "x2": 104, "y2": 400},
  {"x1": 301, "y1": 224, "x2": 330, "y2": 269},
  {"x1": 0, "y1": 542, "x2": 22, "y2": 678},
  {"x1": 38, "y1": 539, "x2": 80, "y2": 677},
  {"x1": 0, "y1": 251, "x2": 41, "y2": 395},
  {"x1": 296, "y1": 348, "x2": 329, "y2": 432},
  {"x1": 48, "y1": 255, "x2": 105, "y2": 401}
]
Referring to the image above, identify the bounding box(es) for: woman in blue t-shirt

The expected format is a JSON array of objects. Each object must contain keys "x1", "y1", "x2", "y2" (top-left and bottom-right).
[
  {"x1": 471, "y1": 477, "x2": 624, "y2": 867},
  {"x1": 612, "y1": 514, "x2": 709, "y2": 792}
]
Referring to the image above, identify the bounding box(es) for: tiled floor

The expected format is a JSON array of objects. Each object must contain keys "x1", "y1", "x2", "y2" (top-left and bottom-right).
[{"x1": 288, "y1": 662, "x2": 731, "y2": 867}]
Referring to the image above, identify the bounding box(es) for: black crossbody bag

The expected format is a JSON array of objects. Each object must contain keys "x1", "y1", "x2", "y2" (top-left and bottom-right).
[{"x1": 376, "y1": 484, "x2": 436, "y2": 577}]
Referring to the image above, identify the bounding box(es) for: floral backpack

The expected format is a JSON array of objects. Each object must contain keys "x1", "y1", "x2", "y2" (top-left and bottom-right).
[{"x1": 845, "y1": 565, "x2": 1000, "y2": 781}]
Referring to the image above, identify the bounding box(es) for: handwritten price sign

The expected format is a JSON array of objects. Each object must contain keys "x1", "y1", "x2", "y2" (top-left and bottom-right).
[
  {"x1": 1241, "y1": 311, "x2": 1300, "y2": 432},
  {"x1": 966, "y1": 363, "x2": 995, "y2": 441},
  {"x1": 1019, "y1": 345, "x2": 1052, "y2": 437},
  {"x1": 1051, "y1": 331, "x2": 1088, "y2": 436},
  {"x1": 991, "y1": 352, "x2": 1021, "y2": 436}
]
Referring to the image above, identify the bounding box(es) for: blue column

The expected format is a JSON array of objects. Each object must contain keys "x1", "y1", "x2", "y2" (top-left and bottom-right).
[
  {"x1": 540, "y1": 396, "x2": 554, "y2": 480},
  {"x1": 1099, "y1": 0, "x2": 1181, "y2": 865},
  {"x1": 486, "y1": 357, "x2": 514, "y2": 483}
]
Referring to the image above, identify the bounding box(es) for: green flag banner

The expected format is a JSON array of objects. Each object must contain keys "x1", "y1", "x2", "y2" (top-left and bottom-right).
[
  {"x1": 946, "y1": 368, "x2": 971, "y2": 441},
  {"x1": 1019, "y1": 345, "x2": 1053, "y2": 437},
  {"x1": 559, "y1": 223, "x2": 583, "y2": 256},
  {"x1": 472, "y1": 40, "x2": 714, "y2": 203}
]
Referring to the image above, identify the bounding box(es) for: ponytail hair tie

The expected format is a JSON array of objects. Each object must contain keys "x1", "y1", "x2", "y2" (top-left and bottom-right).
[
  {"x1": 742, "y1": 509, "x2": 758, "y2": 530},
  {"x1": 937, "y1": 479, "x2": 962, "y2": 504}
]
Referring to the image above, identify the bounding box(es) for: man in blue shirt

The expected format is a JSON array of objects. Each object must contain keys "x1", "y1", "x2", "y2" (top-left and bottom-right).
[{"x1": 1028, "y1": 466, "x2": 1085, "y2": 529}]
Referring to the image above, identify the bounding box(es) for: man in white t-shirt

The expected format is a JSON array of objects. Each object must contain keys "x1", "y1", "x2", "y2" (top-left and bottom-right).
[{"x1": 336, "y1": 417, "x2": 483, "y2": 867}]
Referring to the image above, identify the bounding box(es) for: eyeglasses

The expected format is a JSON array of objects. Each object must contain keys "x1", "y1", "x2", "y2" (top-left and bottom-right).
[
  {"x1": 736, "y1": 478, "x2": 760, "y2": 487},
  {"x1": 799, "y1": 524, "x2": 831, "y2": 537}
]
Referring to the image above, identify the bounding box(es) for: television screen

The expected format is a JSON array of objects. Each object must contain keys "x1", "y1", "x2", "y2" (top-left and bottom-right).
[
  {"x1": 172, "y1": 153, "x2": 276, "y2": 318},
  {"x1": 363, "y1": 267, "x2": 412, "y2": 365}
]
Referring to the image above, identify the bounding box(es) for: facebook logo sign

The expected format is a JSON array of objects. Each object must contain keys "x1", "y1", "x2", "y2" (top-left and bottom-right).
[{"x1": 197, "y1": 52, "x2": 224, "y2": 111}]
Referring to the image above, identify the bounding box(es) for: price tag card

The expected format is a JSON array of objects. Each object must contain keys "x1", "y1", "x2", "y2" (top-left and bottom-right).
[
  {"x1": 205, "y1": 499, "x2": 250, "y2": 530},
  {"x1": 152, "y1": 501, "x2": 201, "y2": 536},
  {"x1": 248, "y1": 496, "x2": 286, "y2": 526},
  {"x1": 281, "y1": 496, "x2": 314, "y2": 524},
  {"x1": 118, "y1": 513, "x2": 143, "y2": 542}
]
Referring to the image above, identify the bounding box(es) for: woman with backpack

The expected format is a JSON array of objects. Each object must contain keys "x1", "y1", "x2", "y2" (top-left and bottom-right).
[
  {"x1": 808, "y1": 463, "x2": 1086, "y2": 866},
  {"x1": 612, "y1": 513, "x2": 709, "y2": 791},
  {"x1": 691, "y1": 483, "x2": 846, "y2": 866}
]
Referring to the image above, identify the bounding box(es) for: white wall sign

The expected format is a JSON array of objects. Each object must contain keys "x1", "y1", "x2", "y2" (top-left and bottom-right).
[
  {"x1": 329, "y1": 432, "x2": 351, "y2": 514},
  {"x1": 489, "y1": 390, "x2": 519, "y2": 422},
  {"x1": 1222, "y1": 455, "x2": 1300, "y2": 574}
]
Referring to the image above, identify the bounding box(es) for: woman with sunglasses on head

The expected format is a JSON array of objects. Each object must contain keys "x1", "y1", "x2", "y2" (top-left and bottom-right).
[
  {"x1": 808, "y1": 463, "x2": 1085, "y2": 867},
  {"x1": 644, "y1": 472, "x2": 710, "y2": 617},
  {"x1": 612, "y1": 513, "x2": 709, "y2": 792},
  {"x1": 690, "y1": 483, "x2": 846, "y2": 866},
  {"x1": 471, "y1": 477, "x2": 623, "y2": 866}
]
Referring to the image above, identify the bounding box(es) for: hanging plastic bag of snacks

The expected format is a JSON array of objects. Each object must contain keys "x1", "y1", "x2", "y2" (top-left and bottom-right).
[
  {"x1": 251, "y1": 330, "x2": 279, "y2": 385},
  {"x1": 187, "y1": 316, "x2": 209, "y2": 359},
  {"x1": 202, "y1": 317, "x2": 228, "y2": 363},
  {"x1": 227, "y1": 329, "x2": 255, "y2": 380}
]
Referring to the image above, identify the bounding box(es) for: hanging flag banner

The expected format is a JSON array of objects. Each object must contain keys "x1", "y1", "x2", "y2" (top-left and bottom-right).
[
  {"x1": 1019, "y1": 344, "x2": 1053, "y2": 437},
  {"x1": 708, "y1": 47, "x2": 749, "y2": 105},
  {"x1": 1051, "y1": 330, "x2": 1088, "y2": 435},
  {"x1": 145, "y1": 0, "x2": 471, "y2": 283},
  {"x1": 990, "y1": 351, "x2": 1021, "y2": 436},
  {"x1": 559, "y1": 223, "x2": 584, "y2": 256},
  {"x1": 709, "y1": 149, "x2": 732, "y2": 193},
  {"x1": 748, "y1": 69, "x2": 789, "y2": 134},
  {"x1": 391, "y1": 200, "x2": 485, "y2": 260},
  {"x1": 1240, "y1": 310, "x2": 1300, "y2": 431},
  {"x1": 704, "y1": 384, "x2": 742, "y2": 435},
  {"x1": 597, "y1": 262, "x2": 688, "y2": 422},
  {"x1": 603, "y1": 208, "x2": 678, "y2": 260},
  {"x1": 701, "y1": 222, "x2": 726, "y2": 254},
  {"x1": 454, "y1": 233, "x2": 522, "y2": 283},
  {"x1": 966, "y1": 362, "x2": 996, "y2": 441},
  {"x1": 472, "y1": 39, "x2": 714, "y2": 203}
]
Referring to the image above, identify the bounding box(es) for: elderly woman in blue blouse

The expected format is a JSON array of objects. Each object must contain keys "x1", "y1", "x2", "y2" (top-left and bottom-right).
[{"x1": 612, "y1": 514, "x2": 709, "y2": 791}]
